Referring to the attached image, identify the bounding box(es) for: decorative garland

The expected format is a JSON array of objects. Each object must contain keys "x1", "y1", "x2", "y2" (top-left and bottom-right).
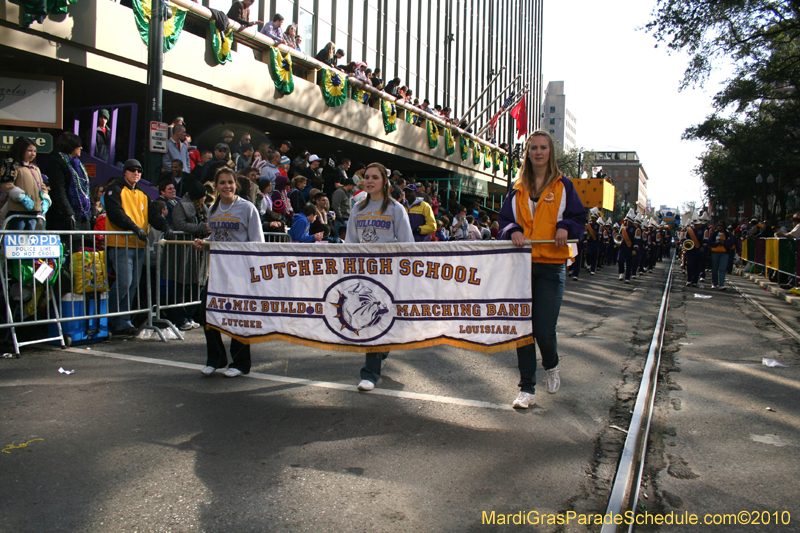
[
  {"x1": 427, "y1": 119, "x2": 439, "y2": 149},
  {"x1": 132, "y1": 0, "x2": 186, "y2": 52},
  {"x1": 268, "y1": 47, "x2": 294, "y2": 94},
  {"x1": 381, "y1": 99, "x2": 397, "y2": 134},
  {"x1": 210, "y1": 20, "x2": 233, "y2": 64},
  {"x1": 493, "y1": 151, "x2": 500, "y2": 172},
  {"x1": 23, "y1": 0, "x2": 79, "y2": 27},
  {"x1": 444, "y1": 128, "x2": 455, "y2": 156},
  {"x1": 484, "y1": 145, "x2": 491, "y2": 169},
  {"x1": 352, "y1": 86, "x2": 369, "y2": 104},
  {"x1": 321, "y1": 70, "x2": 348, "y2": 107},
  {"x1": 460, "y1": 136, "x2": 469, "y2": 160},
  {"x1": 472, "y1": 141, "x2": 481, "y2": 165},
  {"x1": 503, "y1": 155, "x2": 509, "y2": 175}
]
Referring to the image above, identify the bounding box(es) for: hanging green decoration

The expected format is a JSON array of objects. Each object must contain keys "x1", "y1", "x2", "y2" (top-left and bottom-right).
[
  {"x1": 427, "y1": 119, "x2": 439, "y2": 149},
  {"x1": 268, "y1": 46, "x2": 294, "y2": 94},
  {"x1": 382, "y1": 99, "x2": 397, "y2": 134},
  {"x1": 321, "y1": 69, "x2": 348, "y2": 107},
  {"x1": 484, "y1": 145, "x2": 492, "y2": 168},
  {"x1": 132, "y1": 0, "x2": 186, "y2": 52},
  {"x1": 473, "y1": 141, "x2": 481, "y2": 165},
  {"x1": 460, "y1": 136, "x2": 469, "y2": 160},
  {"x1": 503, "y1": 155, "x2": 509, "y2": 175},
  {"x1": 493, "y1": 151, "x2": 501, "y2": 172},
  {"x1": 444, "y1": 128, "x2": 455, "y2": 156},
  {"x1": 352, "y1": 86, "x2": 369, "y2": 104},
  {"x1": 210, "y1": 20, "x2": 233, "y2": 64}
]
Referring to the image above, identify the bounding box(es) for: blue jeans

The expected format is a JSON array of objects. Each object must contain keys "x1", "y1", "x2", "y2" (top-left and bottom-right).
[
  {"x1": 361, "y1": 351, "x2": 389, "y2": 383},
  {"x1": 5, "y1": 213, "x2": 37, "y2": 230},
  {"x1": 711, "y1": 252, "x2": 729, "y2": 287},
  {"x1": 516, "y1": 263, "x2": 565, "y2": 393},
  {"x1": 107, "y1": 246, "x2": 146, "y2": 331}
]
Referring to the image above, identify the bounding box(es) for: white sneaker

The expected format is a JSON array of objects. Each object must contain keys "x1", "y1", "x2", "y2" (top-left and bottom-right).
[
  {"x1": 624, "y1": 279, "x2": 630, "y2": 284},
  {"x1": 358, "y1": 379, "x2": 375, "y2": 391},
  {"x1": 512, "y1": 391, "x2": 535, "y2": 409},
  {"x1": 619, "y1": 274, "x2": 625, "y2": 281},
  {"x1": 201, "y1": 366, "x2": 216, "y2": 376},
  {"x1": 190, "y1": 320, "x2": 202, "y2": 329},
  {"x1": 590, "y1": 271, "x2": 595, "y2": 275},
  {"x1": 545, "y1": 366, "x2": 561, "y2": 394},
  {"x1": 223, "y1": 368, "x2": 243, "y2": 378},
  {"x1": 572, "y1": 276, "x2": 578, "y2": 281},
  {"x1": 179, "y1": 321, "x2": 193, "y2": 331}
]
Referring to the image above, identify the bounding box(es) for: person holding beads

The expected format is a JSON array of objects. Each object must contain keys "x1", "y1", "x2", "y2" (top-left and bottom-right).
[
  {"x1": 194, "y1": 167, "x2": 265, "y2": 377},
  {"x1": 497, "y1": 130, "x2": 585, "y2": 409},
  {"x1": 345, "y1": 163, "x2": 414, "y2": 391}
]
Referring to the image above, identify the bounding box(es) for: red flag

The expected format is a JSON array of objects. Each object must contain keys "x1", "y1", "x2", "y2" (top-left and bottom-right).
[
  {"x1": 509, "y1": 96, "x2": 528, "y2": 139},
  {"x1": 489, "y1": 110, "x2": 502, "y2": 135}
]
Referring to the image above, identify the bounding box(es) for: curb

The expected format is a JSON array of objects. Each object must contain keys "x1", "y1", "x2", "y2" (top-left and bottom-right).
[{"x1": 733, "y1": 269, "x2": 800, "y2": 308}]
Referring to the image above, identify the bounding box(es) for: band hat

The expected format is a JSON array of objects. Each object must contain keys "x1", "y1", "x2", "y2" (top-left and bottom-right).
[
  {"x1": 700, "y1": 212, "x2": 711, "y2": 222},
  {"x1": 589, "y1": 206, "x2": 600, "y2": 218},
  {"x1": 613, "y1": 222, "x2": 620, "y2": 229},
  {"x1": 596, "y1": 216, "x2": 603, "y2": 225},
  {"x1": 626, "y1": 209, "x2": 636, "y2": 221},
  {"x1": 634, "y1": 213, "x2": 644, "y2": 224}
]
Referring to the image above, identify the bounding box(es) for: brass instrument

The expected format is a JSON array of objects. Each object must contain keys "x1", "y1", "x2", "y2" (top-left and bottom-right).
[
  {"x1": 613, "y1": 231, "x2": 623, "y2": 245},
  {"x1": 682, "y1": 239, "x2": 695, "y2": 251}
]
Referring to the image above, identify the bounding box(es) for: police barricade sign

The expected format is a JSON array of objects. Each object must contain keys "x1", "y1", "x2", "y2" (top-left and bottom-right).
[
  {"x1": 207, "y1": 241, "x2": 534, "y2": 353},
  {"x1": 3, "y1": 234, "x2": 62, "y2": 259}
]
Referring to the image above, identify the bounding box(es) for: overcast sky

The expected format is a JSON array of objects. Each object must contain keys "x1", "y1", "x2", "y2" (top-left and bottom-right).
[{"x1": 541, "y1": 0, "x2": 729, "y2": 211}]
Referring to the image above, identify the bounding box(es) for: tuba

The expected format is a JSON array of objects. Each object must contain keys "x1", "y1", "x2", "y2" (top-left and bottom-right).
[
  {"x1": 682, "y1": 239, "x2": 695, "y2": 251},
  {"x1": 613, "y1": 232, "x2": 623, "y2": 245}
]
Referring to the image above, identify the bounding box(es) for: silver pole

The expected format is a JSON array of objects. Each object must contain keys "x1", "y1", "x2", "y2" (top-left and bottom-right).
[{"x1": 465, "y1": 76, "x2": 521, "y2": 131}]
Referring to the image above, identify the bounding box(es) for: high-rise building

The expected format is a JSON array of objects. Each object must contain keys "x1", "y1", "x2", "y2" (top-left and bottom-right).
[
  {"x1": 593, "y1": 149, "x2": 649, "y2": 214},
  {"x1": 542, "y1": 81, "x2": 577, "y2": 151}
]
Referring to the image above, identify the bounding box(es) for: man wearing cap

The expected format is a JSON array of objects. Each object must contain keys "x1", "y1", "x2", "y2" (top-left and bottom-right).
[
  {"x1": 404, "y1": 184, "x2": 436, "y2": 241},
  {"x1": 105, "y1": 159, "x2": 170, "y2": 335},
  {"x1": 302, "y1": 155, "x2": 322, "y2": 189},
  {"x1": 278, "y1": 140, "x2": 292, "y2": 158},
  {"x1": 331, "y1": 178, "x2": 355, "y2": 226},
  {"x1": 92, "y1": 109, "x2": 112, "y2": 162},
  {"x1": 162, "y1": 124, "x2": 191, "y2": 172},
  {"x1": 201, "y1": 143, "x2": 233, "y2": 182}
]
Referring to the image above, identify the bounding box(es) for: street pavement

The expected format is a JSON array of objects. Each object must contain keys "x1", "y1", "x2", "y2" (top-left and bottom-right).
[
  {"x1": 0, "y1": 258, "x2": 698, "y2": 533},
  {"x1": 642, "y1": 271, "x2": 800, "y2": 533}
]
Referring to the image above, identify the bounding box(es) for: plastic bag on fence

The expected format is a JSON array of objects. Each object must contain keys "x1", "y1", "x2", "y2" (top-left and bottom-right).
[
  {"x1": 9, "y1": 253, "x2": 63, "y2": 286},
  {"x1": 71, "y1": 250, "x2": 108, "y2": 293}
]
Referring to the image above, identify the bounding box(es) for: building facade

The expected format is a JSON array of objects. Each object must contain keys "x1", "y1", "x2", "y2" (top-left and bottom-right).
[
  {"x1": 593, "y1": 150, "x2": 648, "y2": 214},
  {"x1": 542, "y1": 81, "x2": 576, "y2": 151}
]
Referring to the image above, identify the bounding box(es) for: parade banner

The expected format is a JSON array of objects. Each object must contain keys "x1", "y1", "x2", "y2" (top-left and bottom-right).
[
  {"x1": 268, "y1": 47, "x2": 294, "y2": 95},
  {"x1": 321, "y1": 70, "x2": 348, "y2": 107},
  {"x1": 206, "y1": 241, "x2": 533, "y2": 353}
]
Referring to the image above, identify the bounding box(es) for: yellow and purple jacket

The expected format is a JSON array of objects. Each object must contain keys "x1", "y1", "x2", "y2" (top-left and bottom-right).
[{"x1": 497, "y1": 174, "x2": 586, "y2": 263}]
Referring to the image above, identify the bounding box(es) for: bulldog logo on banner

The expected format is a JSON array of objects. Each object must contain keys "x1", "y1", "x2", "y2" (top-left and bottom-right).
[{"x1": 206, "y1": 241, "x2": 534, "y2": 353}]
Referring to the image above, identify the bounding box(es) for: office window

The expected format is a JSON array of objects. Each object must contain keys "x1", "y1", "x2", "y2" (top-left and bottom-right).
[
  {"x1": 352, "y1": 1, "x2": 364, "y2": 41},
  {"x1": 624, "y1": 182, "x2": 628, "y2": 190},
  {"x1": 317, "y1": 20, "x2": 332, "y2": 48},
  {"x1": 549, "y1": 129, "x2": 555, "y2": 134},
  {"x1": 275, "y1": 0, "x2": 294, "y2": 21},
  {"x1": 335, "y1": 0, "x2": 349, "y2": 33},
  {"x1": 366, "y1": 6, "x2": 378, "y2": 47},
  {"x1": 398, "y1": 29, "x2": 408, "y2": 68},
  {"x1": 549, "y1": 106, "x2": 555, "y2": 113},
  {"x1": 549, "y1": 118, "x2": 555, "y2": 124},
  {"x1": 624, "y1": 170, "x2": 629, "y2": 177},
  {"x1": 614, "y1": 170, "x2": 619, "y2": 177},
  {"x1": 298, "y1": 9, "x2": 313, "y2": 53},
  {"x1": 318, "y1": 0, "x2": 332, "y2": 23},
  {"x1": 387, "y1": 0, "x2": 397, "y2": 21},
  {"x1": 298, "y1": 0, "x2": 313, "y2": 13},
  {"x1": 336, "y1": 30, "x2": 348, "y2": 57},
  {"x1": 386, "y1": 21, "x2": 396, "y2": 64}
]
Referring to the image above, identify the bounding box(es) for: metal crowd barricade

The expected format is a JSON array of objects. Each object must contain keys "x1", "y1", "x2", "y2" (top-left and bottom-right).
[
  {"x1": 0, "y1": 222, "x2": 169, "y2": 355},
  {"x1": 739, "y1": 237, "x2": 798, "y2": 285}
]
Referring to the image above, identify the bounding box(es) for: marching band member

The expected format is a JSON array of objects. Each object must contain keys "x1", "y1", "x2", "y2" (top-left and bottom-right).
[
  {"x1": 682, "y1": 216, "x2": 704, "y2": 287},
  {"x1": 618, "y1": 210, "x2": 637, "y2": 283},
  {"x1": 607, "y1": 221, "x2": 619, "y2": 266},
  {"x1": 707, "y1": 219, "x2": 734, "y2": 290},
  {"x1": 498, "y1": 130, "x2": 585, "y2": 409},
  {"x1": 584, "y1": 208, "x2": 601, "y2": 276},
  {"x1": 699, "y1": 212, "x2": 711, "y2": 282},
  {"x1": 597, "y1": 217, "x2": 608, "y2": 268},
  {"x1": 195, "y1": 167, "x2": 265, "y2": 377},
  {"x1": 346, "y1": 163, "x2": 414, "y2": 391}
]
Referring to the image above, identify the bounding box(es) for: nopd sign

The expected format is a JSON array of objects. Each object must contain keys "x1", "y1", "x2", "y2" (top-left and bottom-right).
[
  {"x1": 3, "y1": 234, "x2": 62, "y2": 259},
  {"x1": 0, "y1": 130, "x2": 53, "y2": 153}
]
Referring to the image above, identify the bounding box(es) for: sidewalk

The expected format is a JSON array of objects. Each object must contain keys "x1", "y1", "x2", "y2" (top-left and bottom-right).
[{"x1": 733, "y1": 267, "x2": 800, "y2": 308}]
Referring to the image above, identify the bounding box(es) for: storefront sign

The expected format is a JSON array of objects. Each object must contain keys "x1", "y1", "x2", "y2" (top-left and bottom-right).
[
  {"x1": 0, "y1": 74, "x2": 63, "y2": 129},
  {"x1": 0, "y1": 130, "x2": 53, "y2": 153}
]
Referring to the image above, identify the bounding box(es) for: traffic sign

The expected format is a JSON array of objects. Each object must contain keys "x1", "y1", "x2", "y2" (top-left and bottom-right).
[{"x1": 149, "y1": 121, "x2": 168, "y2": 153}]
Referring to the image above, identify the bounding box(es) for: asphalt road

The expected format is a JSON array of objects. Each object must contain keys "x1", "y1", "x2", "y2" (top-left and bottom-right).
[{"x1": 1, "y1": 257, "x2": 729, "y2": 533}]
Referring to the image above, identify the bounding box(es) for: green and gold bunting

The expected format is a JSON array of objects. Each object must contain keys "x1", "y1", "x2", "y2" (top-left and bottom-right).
[
  {"x1": 460, "y1": 136, "x2": 469, "y2": 160},
  {"x1": 268, "y1": 47, "x2": 294, "y2": 94},
  {"x1": 406, "y1": 109, "x2": 419, "y2": 124},
  {"x1": 132, "y1": 0, "x2": 187, "y2": 52},
  {"x1": 382, "y1": 99, "x2": 397, "y2": 134},
  {"x1": 512, "y1": 159, "x2": 520, "y2": 178},
  {"x1": 445, "y1": 128, "x2": 455, "y2": 156},
  {"x1": 472, "y1": 141, "x2": 481, "y2": 165},
  {"x1": 210, "y1": 21, "x2": 233, "y2": 64},
  {"x1": 493, "y1": 151, "x2": 500, "y2": 172},
  {"x1": 503, "y1": 154, "x2": 509, "y2": 175},
  {"x1": 352, "y1": 86, "x2": 369, "y2": 104},
  {"x1": 427, "y1": 119, "x2": 439, "y2": 149},
  {"x1": 484, "y1": 145, "x2": 491, "y2": 168},
  {"x1": 321, "y1": 70, "x2": 348, "y2": 107}
]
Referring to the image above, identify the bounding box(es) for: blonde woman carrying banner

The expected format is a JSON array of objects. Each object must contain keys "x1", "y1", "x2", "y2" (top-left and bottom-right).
[
  {"x1": 496, "y1": 131, "x2": 586, "y2": 409},
  {"x1": 193, "y1": 168, "x2": 265, "y2": 377},
  {"x1": 345, "y1": 163, "x2": 414, "y2": 391}
]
